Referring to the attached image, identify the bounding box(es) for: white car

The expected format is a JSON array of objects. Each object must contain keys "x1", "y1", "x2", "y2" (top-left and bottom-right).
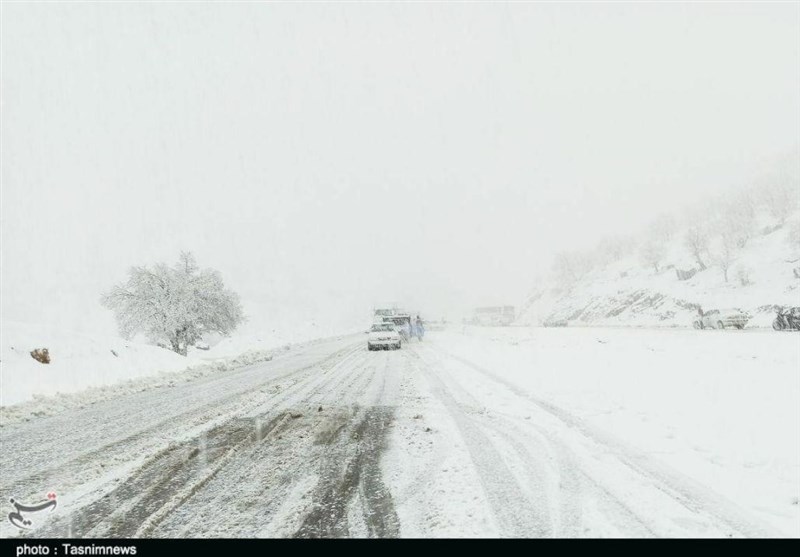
[
  {"x1": 693, "y1": 308, "x2": 750, "y2": 330},
  {"x1": 367, "y1": 323, "x2": 402, "y2": 351}
]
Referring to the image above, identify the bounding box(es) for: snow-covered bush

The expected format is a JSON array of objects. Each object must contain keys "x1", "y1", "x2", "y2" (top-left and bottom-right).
[{"x1": 101, "y1": 252, "x2": 245, "y2": 356}]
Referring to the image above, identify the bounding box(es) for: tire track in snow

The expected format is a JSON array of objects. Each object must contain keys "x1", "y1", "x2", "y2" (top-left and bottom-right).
[
  {"x1": 405, "y1": 346, "x2": 553, "y2": 537},
  {"x1": 482, "y1": 413, "x2": 656, "y2": 537},
  {"x1": 290, "y1": 348, "x2": 400, "y2": 538},
  {"x1": 414, "y1": 342, "x2": 657, "y2": 536},
  {"x1": 48, "y1": 345, "x2": 402, "y2": 538},
  {"x1": 0, "y1": 339, "x2": 365, "y2": 511},
  {"x1": 425, "y1": 341, "x2": 779, "y2": 538}
]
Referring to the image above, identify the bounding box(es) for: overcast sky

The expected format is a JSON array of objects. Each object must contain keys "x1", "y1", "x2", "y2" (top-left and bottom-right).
[{"x1": 2, "y1": 2, "x2": 798, "y2": 335}]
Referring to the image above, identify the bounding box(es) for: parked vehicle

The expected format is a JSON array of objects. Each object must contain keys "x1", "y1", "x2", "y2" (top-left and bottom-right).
[
  {"x1": 773, "y1": 307, "x2": 800, "y2": 331},
  {"x1": 471, "y1": 306, "x2": 516, "y2": 326},
  {"x1": 367, "y1": 322, "x2": 402, "y2": 350},
  {"x1": 693, "y1": 308, "x2": 750, "y2": 330},
  {"x1": 383, "y1": 314, "x2": 412, "y2": 340}
]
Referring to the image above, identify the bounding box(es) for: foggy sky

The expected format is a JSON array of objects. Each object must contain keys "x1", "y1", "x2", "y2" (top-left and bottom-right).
[{"x1": 2, "y1": 2, "x2": 798, "y2": 334}]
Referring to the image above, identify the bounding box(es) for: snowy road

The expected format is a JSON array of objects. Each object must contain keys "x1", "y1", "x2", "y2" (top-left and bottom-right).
[{"x1": 1, "y1": 329, "x2": 796, "y2": 538}]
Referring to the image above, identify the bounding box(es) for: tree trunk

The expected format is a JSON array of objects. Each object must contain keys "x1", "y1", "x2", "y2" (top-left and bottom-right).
[
  {"x1": 169, "y1": 332, "x2": 188, "y2": 356},
  {"x1": 694, "y1": 253, "x2": 707, "y2": 271}
]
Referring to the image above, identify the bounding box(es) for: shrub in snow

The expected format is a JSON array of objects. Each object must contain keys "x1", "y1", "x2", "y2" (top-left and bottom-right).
[
  {"x1": 102, "y1": 252, "x2": 245, "y2": 356},
  {"x1": 30, "y1": 348, "x2": 50, "y2": 364}
]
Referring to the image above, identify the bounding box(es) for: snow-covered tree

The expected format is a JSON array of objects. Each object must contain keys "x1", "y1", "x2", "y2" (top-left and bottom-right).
[
  {"x1": 719, "y1": 197, "x2": 755, "y2": 249},
  {"x1": 648, "y1": 214, "x2": 676, "y2": 245},
  {"x1": 639, "y1": 239, "x2": 666, "y2": 273},
  {"x1": 683, "y1": 225, "x2": 709, "y2": 271},
  {"x1": 101, "y1": 252, "x2": 244, "y2": 355},
  {"x1": 759, "y1": 180, "x2": 798, "y2": 224},
  {"x1": 710, "y1": 232, "x2": 736, "y2": 282},
  {"x1": 552, "y1": 250, "x2": 594, "y2": 285}
]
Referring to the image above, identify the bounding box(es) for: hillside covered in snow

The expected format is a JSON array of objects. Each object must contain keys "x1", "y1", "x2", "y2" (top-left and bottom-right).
[{"x1": 518, "y1": 173, "x2": 800, "y2": 329}]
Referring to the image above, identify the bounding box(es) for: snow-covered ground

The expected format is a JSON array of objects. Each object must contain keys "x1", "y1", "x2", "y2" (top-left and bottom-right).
[
  {"x1": 399, "y1": 327, "x2": 800, "y2": 536},
  {"x1": 0, "y1": 320, "x2": 360, "y2": 414},
  {"x1": 0, "y1": 321, "x2": 208, "y2": 407},
  {"x1": 2, "y1": 326, "x2": 796, "y2": 538}
]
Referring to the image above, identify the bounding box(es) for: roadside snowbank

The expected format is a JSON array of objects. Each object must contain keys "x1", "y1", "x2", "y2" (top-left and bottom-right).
[
  {"x1": 0, "y1": 321, "x2": 206, "y2": 407},
  {"x1": 0, "y1": 321, "x2": 357, "y2": 422}
]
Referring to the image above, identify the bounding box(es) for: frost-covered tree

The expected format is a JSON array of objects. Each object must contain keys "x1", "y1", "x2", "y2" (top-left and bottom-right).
[
  {"x1": 683, "y1": 225, "x2": 709, "y2": 271},
  {"x1": 552, "y1": 250, "x2": 594, "y2": 285},
  {"x1": 710, "y1": 232, "x2": 736, "y2": 283},
  {"x1": 101, "y1": 252, "x2": 244, "y2": 355},
  {"x1": 759, "y1": 180, "x2": 798, "y2": 224},
  {"x1": 595, "y1": 235, "x2": 635, "y2": 267},
  {"x1": 639, "y1": 239, "x2": 666, "y2": 273},
  {"x1": 648, "y1": 214, "x2": 676, "y2": 245},
  {"x1": 719, "y1": 198, "x2": 755, "y2": 249}
]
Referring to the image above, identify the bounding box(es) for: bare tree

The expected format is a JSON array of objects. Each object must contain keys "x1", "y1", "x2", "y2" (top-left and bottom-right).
[
  {"x1": 595, "y1": 235, "x2": 635, "y2": 266},
  {"x1": 683, "y1": 225, "x2": 709, "y2": 271},
  {"x1": 648, "y1": 213, "x2": 676, "y2": 245},
  {"x1": 102, "y1": 252, "x2": 244, "y2": 355},
  {"x1": 759, "y1": 180, "x2": 797, "y2": 224},
  {"x1": 552, "y1": 250, "x2": 594, "y2": 285},
  {"x1": 710, "y1": 232, "x2": 736, "y2": 282},
  {"x1": 639, "y1": 239, "x2": 666, "y2": 273},
  {"x1": 719, "y1": 197, "x2": 755, "y2": 249}
]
